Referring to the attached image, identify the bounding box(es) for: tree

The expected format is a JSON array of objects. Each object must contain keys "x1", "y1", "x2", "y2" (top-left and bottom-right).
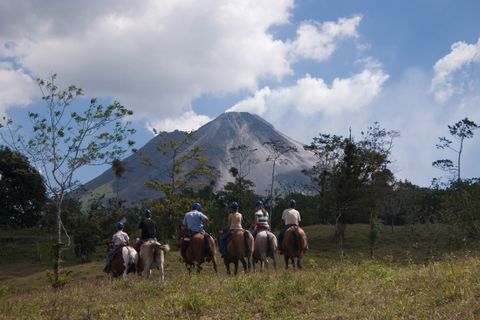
[
  {"x1": 433, "y1": 118, "x2": 479, "y2": 182},
  {"x1": 111, "y1": 159, "x2": 126, "y2": 209},
  {"x1": 0, "y1": 146, "x2": 47, "y2": 227},
  {"x1": 263, "y1": 140, "x2": 297, "y2": 225},
  {"x1": 0, "y1": 74, "x2": 135, "y2": 287},
  {"x1": 305, "y1": 123, "x2": 398, "y2": 258},
  {"x1": 143, "y1": 131, "x2": 217, "y2": 241},
  {"x1": 227, "y1": 144, "x2": 258, "y2": 192}
]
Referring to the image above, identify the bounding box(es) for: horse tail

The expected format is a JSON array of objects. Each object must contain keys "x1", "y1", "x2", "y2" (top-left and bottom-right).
[
  {"x1": 159, "y1": 244, "x2": 170, "y2": 253},
  {"x1": 243, "y1": 230, "x2": 253, "y2": 257},
  {"x1": 292, "y1": 228, "x2": 299, "y2": 255},
  {"x1": 267, "y1": 232, "x2": 277, "y2": 257}
]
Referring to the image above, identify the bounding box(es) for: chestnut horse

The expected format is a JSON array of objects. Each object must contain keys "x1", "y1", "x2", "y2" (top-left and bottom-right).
[
  {"x1": 223, "y1": 229, "x2": 254, "y2": 275},
  {"x1": 138, "y1": 240, "x2": 170, "y2": 282},
  {"x1": 282, "y1": 226, "x2": 308, "y2": 269},
  {"x1": 178, "y1": 225, "x2": 218, "y2": 274},
  {"x1": 108, "y1": 245, "x2": 138, "y2": 282},
  {"x1": 252, "y1": 230, "x2": 277, "y2": 271}
]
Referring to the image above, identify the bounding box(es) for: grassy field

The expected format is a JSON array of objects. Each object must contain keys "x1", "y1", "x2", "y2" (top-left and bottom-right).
[{"x1": 1, "y1": 224, "x2": 480, "y2": 319}]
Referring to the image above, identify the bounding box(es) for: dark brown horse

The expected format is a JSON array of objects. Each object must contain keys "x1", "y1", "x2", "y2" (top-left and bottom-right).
[
  {"x1": 282, "y1": 226, "x2": 308, "y2": 269},
  {"x1": 178, "y1": 225, "x2": 218, "y2": 274},
  {"x1": 223, "y1": 229, "x2": 254, "y2": 275}
]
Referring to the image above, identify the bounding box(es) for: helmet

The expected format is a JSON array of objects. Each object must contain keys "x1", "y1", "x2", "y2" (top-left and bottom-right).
[
  {"x1": 289, "y1": 199, "x2": 296, "y2": 208},
  {"x1": 192, "y1": 203, "x2": 202, "y2": 210},
  {"x1": 229, "y1": 201, "x2": 239, "y2": 210},
  {"x1": 144, "y1": 209, "x2": 152, "y2": 217},
  {"x1": 116, "y1": 222, "x2": 124, "y2": 230},
  {"x1": 255, "y1": 200, "x2": 263, "y2": 207}
]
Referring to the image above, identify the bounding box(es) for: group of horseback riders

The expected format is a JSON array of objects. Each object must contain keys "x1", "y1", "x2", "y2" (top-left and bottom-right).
[{"x1": 104, "y1": 199, "x2": 306, "y2": 274}]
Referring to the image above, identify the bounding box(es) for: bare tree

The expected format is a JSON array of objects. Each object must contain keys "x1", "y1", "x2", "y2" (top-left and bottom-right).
[
  {"x1": 263, "y1": 140, "x2": 297, "y2": 224},
  {"x1": 433, "y1": 118, "x2": 479, "y2": 182}
]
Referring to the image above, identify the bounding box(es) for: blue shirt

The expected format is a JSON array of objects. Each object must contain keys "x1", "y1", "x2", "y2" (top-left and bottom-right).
[{"x1": 183, "y1": 210, "x2": 208, "y2": 233}]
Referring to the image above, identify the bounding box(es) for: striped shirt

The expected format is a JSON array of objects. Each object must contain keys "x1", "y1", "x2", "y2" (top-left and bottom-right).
[{"x1": 255, "y1": 210, "x2": 269, "y2": 227}]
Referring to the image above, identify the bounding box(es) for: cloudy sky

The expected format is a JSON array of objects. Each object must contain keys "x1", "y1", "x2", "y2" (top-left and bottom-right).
[{"x1": 1, "y1": 0, "x2": 479, "y2": 186}]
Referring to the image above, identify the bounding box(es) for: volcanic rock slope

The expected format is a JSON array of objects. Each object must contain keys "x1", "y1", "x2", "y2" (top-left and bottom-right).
[{"x1": 78, "y1": 112, "x2": 316, "y2": 204}]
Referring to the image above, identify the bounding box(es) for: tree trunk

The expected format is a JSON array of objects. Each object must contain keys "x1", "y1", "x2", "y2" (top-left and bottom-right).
[{"x1": 53, "y1": 204, "x2": 62, "y2": 288}]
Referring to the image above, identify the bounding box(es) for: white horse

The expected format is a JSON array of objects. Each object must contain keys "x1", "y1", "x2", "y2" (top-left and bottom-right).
[
  {"x1": 138, "y1": 240, "x2": 170, "y2": 282},
  {"x1": 108, "y1": 246, "x2": 138, "y2": 282},
  {"x1": 252, "y1": 230, "x2": 277, "y2": 271}
]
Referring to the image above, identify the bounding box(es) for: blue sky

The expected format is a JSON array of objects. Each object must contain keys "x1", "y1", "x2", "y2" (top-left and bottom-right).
[{"x1": 1, "y1": 0, "x2": 479, "y2": 187}]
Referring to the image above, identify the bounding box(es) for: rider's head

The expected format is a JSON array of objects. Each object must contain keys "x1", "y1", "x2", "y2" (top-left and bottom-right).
[
  {"x1": 116, "y1": 222, "x2": 125, "y2": 230},
  {"x1": 144, "y1": 209, "x2": 152, "y2": 218},
  {"x1": 289, "y1": 199, "x2": 296, "y2": 208},
  {"x1": 255, "y1": 200, "x2": 263, "y2": 208},
  {"x1": 229, "y1": 201, "x2": 239, "y2": 212},
  {"x1": 192, "y1": 202, "x2": 202, "y2": 211}
]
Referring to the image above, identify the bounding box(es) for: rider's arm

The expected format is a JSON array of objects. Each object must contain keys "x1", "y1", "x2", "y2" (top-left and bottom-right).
[{"x1": 227, "y1": 213, "x2": 232, "y2": 228}]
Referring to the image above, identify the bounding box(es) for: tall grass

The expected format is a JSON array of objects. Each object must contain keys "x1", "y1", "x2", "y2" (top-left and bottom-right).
[{"x1": 1, "y1": 224, "x2": 480, "y2": 319}]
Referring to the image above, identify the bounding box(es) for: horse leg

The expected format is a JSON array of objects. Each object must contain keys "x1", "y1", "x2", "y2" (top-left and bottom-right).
[
  {"x1": 284, "y1": 254, "x2": 289, "y2": 269},
  {"x1": 240, "y1": 257, "x2": 247, "y2": 273},
  {"x1": 212, "y1": 256, "x2": 218, "y2": 273},
  {"x1": 297, "y1": 256, "x2": 303, "y2": 269},
  {"x1": 108, "y1": 272, "x2": 113, "y2": 283},
  {"x1": 225, "y1": 260, "x2": 231, "y2": 275},
  {"x1": 196, "y1": 262, "x2": 203, "y2": 273},
  {"x1": 234, "y1": 260, "x2": 240, "y2": 275}
]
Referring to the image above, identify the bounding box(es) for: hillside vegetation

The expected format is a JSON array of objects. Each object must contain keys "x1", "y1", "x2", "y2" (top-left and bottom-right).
[{"x1": 1, "y1": 224, "x2": 480, "y2": 319}]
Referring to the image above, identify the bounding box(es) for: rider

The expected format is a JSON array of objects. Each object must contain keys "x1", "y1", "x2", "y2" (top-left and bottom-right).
[
  {"x1": 219, "y1": 201, "x2": 243, "y2": 257},
  {"x1": 181, "y1": 202, "x2": 209, "y2": 258},
  {"x1": 135, "y1": 209, "x2": 157, "y2": 252},
  {"x1": 104, "y1": 222, "x2": 129, "y2": 273},
  {"x1": 278, "y1": 199, "x2": 301, "y2": 254},
  {"x1": 251, "y1": 200, "x2": 270, "y2": 237}
]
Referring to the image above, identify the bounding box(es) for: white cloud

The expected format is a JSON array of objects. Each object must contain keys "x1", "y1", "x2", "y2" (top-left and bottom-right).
[
  {"x1": 431, "y1": 37, "x2": 480, "y2": 103},
  {"x1": 0, "y1": 1, "x2": 368, "y2": 129},
  {"x1": 1, "y1": 0, "x2": 294, "y2": 122},
  {"x1": 289, "y1": 15, "x2": 362, "y2": 62},
  {"x1": 228, "y1": 60, "x2": 388, "y2": 116},
  {"x1": 146, "y1": 111, "x2": 211, "y2": 133},
  {"x1": 0, "y1": 64, "x2": 37, "y2": 116}
]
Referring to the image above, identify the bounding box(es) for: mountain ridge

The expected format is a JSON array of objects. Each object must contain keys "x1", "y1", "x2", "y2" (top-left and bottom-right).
[{"x1": 78, "y1": 112, "x2": 316, "y2": 205}]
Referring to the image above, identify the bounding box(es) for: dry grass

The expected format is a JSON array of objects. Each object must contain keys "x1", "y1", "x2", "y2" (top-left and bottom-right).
[{"x1": 1, "y1": 224, "x2": 480, "y2": 319}]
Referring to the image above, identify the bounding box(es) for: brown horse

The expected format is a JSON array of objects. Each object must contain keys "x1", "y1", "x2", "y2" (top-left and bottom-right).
[
  {"x1": 252, "y1": 230, "x2": 277, "y2": 271},
  {"x1": 107, "y1": 245, "x2": 138, "y2": 282},
  {"x1": 223, "y1": 229, "x2": 254, "y2": 275},
  {"x1": 138, "y1": 240, "x2": 170, "y2": 282},
  {"x1": 282, "y1": 226, "x2": 308, "y2": 269},
  {"x1": 178, "y1": 225, "x2": 218, "y2": 274}
]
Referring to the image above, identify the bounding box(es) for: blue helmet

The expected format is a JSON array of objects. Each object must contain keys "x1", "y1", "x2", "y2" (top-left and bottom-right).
[
  {"x1": 192, "y1": 203, "x2": 202, "y2": 210},
  {"x1": 255, "y1": 200, "x2": 263, "y2": 207},
  {"x1": 144, "y1": 209, "x2": 152, "y2": 217},
  {"x1": 116, "y1": 222, "x2": 124, "y2": 230},
  {"x1": 229, "y1": 201, "x2": 239, "y2": 210},
  {"x1": 289, "y1": 199, "x2": 296, "y2": 208}
]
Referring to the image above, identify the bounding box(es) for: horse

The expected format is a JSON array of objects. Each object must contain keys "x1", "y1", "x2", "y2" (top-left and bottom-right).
[
  {"x1": 137, "y1": 240, "x2": 170, "y2": 282},
  {"x1": 223, "y1": 229, "x2": 254, "y2": 275},
  {"x1": 252, "y1": 230, "x2": 277, "y2": 271},
  {"x1": 282, "y1": 226, "x2": 308, "y2": 269},
  {"x1": 107, "y1": 245, "x2": 138, "y2": 282},
  {"x1": 178, "y1": 225, "x2": 218, "y2": 274}
]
